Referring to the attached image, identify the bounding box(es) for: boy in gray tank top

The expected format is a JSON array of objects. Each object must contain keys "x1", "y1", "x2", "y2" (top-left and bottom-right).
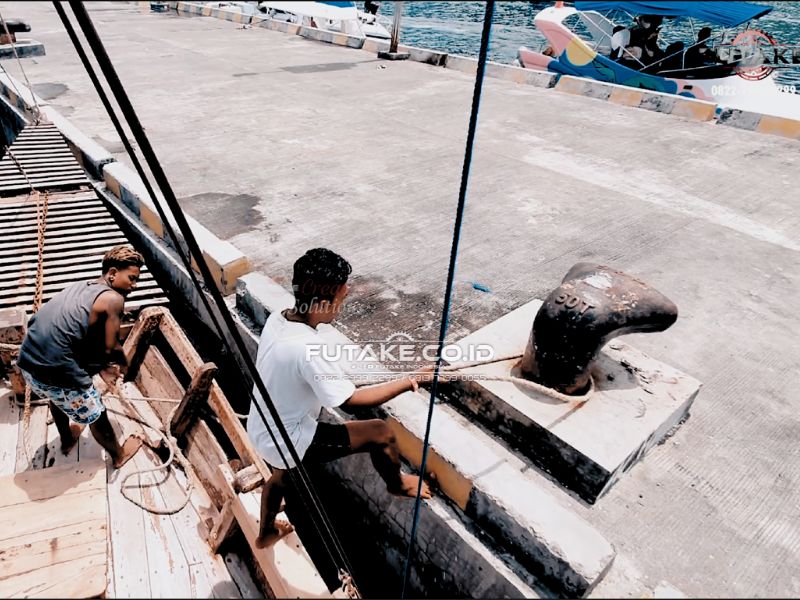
[{"x1": 17, "y1": 245, "x2": 144, "y2": 468}]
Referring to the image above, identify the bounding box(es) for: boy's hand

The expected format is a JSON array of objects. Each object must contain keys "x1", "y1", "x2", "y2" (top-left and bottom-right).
[
  {"x1": 406, "y1": 365, "x2": 436, "y2": 392},
  {"x1": 100, "y1": 364, "x2": 122, "y2": 390}
]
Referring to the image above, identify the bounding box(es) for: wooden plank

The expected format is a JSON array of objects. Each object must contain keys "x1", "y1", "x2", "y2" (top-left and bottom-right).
[
  {"x1": 106, "y1": 448, "x2": 152, "y2": 598},
  {"x1": 0, "y1": 236, "x2": 128, "y2": 259},
  {"x1": 130, "y1": 448, "x2": 193, "y2": 598},
  {"x1": 0, "y1": 253, "x2": 105, "y2": 275},
  {"x1": 0, "y1": 390, "x2": 20, "y2": 476},
  {"x1": 184, "y1": 421, "x2": 229, "y2": 509},
  {"x1": 3, "y1": 223, "x2": 119, "y2": 244},
  {"x1": 0, "y1": 517, "x2": 105, "y2": 562},
  {"x1": 118, "y1": 383, "x2": 164, "y2": 449},
  {"x1": 0, "y1": 243, "x2": 123, "y2": 266},
  {"x1": 15, "y1": 404, "x2": 49, "y2": 471},
  {"x1": 208, "y1": 500, "x2": 237, "y2": 553},
  {"x1": 138, "y1": 347, "x2": 185, "y2": 423},
  {"x1": 0, "y1": 552, "x2": 106, "y2": 598},
  {"x1": 0, "y1": 232, "x2": 130, "y2": 255},
  {"x1": 5, "y1": 214, "x2": 113, "y2": 234},
  {"x1": 0, "y1": 524, "x2": 106, "y2": 578},
  {"x1": 0, "y1": 488, "x2": 106, "y2": 542},
  {"x1": 101, "y1": 390, "x2": 146, "y2": 449},
  {"x1": 78, "y1": 420, "x2": 104, "y2": 462},
  {"x1": 172, "y1": 362, "x2": 218, "y2": 440},
  {"x1": 0, "y1": 199, "x2": 101, "y2": 215},
  {"x1": 221, "y1": 476, "x2": 331, "y2": 598},
  {"x1": 0, "y1": 460, "x2": 105, "y2": 508},
  {"x1": 0, "y1": 280, "x2": 160, "y2": 306}
]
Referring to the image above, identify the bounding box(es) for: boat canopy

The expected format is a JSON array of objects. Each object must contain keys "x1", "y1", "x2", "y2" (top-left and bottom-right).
[{"x1": 573, "y1": 1, "x2": 772, "y2": 28}]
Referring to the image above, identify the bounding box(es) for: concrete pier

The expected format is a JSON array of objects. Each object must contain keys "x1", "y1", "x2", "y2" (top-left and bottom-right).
[{"x1": 2, "y1": 2, "x2": 799, "y2": 597}]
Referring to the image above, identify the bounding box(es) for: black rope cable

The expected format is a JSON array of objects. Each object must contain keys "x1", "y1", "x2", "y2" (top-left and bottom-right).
[
  {"x1": 52, "y1": 0, "x2": 302, "y2": 503},
  {"x1": 399, "y1": 2, "x2": 494, "y2": 597},
  {"x1": 62, "y1": 0, "x2": 359, "y2": 586}
]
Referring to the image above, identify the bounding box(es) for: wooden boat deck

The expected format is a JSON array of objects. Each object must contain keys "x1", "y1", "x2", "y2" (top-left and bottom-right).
[{"x1": 0, "y1": 381, "x2": 260, "y2": 599}]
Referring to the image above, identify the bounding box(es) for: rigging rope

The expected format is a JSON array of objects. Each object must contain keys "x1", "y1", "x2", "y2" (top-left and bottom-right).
[
  {"x1": 105, "y1": 379, "x2": 198, "y2": 516},
  {"x1": 59, "y1": 2, "x2": 360, "y2": 590},
  {"x1": 400, "y1": 2, "x2": 495, "y2": 596}
]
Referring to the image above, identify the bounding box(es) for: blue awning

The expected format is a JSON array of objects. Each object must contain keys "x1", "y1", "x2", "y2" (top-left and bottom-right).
[{"x1": 573, "y1": 1, "x2": 772, "y2": 27}]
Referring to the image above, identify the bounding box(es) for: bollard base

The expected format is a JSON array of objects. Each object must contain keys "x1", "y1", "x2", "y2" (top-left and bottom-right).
[
  {"x1": 377, "y1": 50, "x2": 410, "y2": 61},
  {"x1": 445, "y1": 299, "x2": 701, "y2": 503}
]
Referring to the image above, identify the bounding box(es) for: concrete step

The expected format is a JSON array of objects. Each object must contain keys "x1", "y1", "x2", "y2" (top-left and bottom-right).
[
  {"x1": 317, "y1": 410, "x2": 550, "y2": 598},
  {"x1": 376, "y1": 391, "x2": 615, "y2": 597}
]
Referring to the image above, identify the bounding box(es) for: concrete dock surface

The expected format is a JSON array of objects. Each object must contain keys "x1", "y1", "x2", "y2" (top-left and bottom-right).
[{"x1": 2, "y1": 2, "x2": 799, "y2": 596}]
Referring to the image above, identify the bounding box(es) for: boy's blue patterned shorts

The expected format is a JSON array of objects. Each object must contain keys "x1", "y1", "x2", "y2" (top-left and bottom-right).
[{"x1": 19, "y1": 369, "x2": 106, "y2": 425}]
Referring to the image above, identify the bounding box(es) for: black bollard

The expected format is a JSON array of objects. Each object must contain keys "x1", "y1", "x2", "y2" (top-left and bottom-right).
[{"x1": 521, "y1": 263, "x2": 678, "y2": 395}]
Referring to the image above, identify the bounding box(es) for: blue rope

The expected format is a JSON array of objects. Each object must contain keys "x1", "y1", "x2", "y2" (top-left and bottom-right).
[{"x1": 400, "y1": 2, "x2": 495, "y2": 596}]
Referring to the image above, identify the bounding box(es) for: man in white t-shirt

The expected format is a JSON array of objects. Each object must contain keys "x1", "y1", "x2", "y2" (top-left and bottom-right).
[{"x1": 246, "y1": 248, "x2": 432, "y2": 546}]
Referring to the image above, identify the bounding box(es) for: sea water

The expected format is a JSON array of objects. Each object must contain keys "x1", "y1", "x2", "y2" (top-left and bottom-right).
[{"x1": 373, "y1": 1, "x2": 800, "y2": 87}]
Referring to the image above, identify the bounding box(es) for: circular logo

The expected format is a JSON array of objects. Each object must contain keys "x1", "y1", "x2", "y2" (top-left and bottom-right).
[{"x1": 731, "y1": 29, "x2": 776, "y2": 81}]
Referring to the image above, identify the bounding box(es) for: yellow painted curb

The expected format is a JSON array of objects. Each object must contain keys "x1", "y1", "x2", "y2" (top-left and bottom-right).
[{"x1": 756, "y1": 114, "x2": 800, "y2": 139}]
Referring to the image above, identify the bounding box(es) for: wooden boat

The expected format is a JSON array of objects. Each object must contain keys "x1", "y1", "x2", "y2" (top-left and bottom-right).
[
  {"x1": 0, "y1": 121, "x2": 340, "y2": 599},
  {"x1": 0, "y1": 305, "x2": 339, "y2": 598}
]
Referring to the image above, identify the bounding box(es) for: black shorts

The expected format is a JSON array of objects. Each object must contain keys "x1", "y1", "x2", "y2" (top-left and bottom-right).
[{"x1": 301, "y1": 422, "x2": 352, "y2": 465}]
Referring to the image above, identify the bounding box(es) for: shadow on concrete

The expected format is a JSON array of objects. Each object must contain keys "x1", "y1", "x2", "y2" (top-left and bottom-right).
[{"x1": 280, "y1": 62, "x2": 359, "y2": 74}]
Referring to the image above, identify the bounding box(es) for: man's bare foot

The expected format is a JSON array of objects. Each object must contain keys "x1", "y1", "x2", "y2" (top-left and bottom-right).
[
  {"x1": 60, "y1": 424, "x2": 83, "y2": 455},
  {"x1": 255, "y1": 519, "x2": 294, "y2": 548},
  {"x1": 112, "y1": 436, "x2": 142, "y2": 469},
  {"x1": 389, "y1": 472, "x2": 432, "y2": 499}
]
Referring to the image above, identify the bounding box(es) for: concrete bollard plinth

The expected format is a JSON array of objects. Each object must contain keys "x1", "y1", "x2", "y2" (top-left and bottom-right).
[{"x1": 448, "y1": 299, "x2": 702, "y2": 503}]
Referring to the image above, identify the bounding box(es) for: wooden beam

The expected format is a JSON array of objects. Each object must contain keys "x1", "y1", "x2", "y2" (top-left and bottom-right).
[
  {"x1": 123, "y1": 307, "x2": 166, "y2": 383},
  {"x1": 157, "y1": 313, "x2": 273, "y2": 486},
  {"x1": 171, "y1": 362, "x2": 218, "y2": 440},
  {"x1": 214, "y1": 463, "x2": 332, "y2": 599},
  {"x1": 208, "y1": 500, "x2": 237, "y2": 553},
  {"x1": 233, "y1": 464, "x2": 265, "y2": 494}
]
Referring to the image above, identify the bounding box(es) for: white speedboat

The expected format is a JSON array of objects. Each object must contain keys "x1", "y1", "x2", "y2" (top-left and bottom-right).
[{"x1": 257, "y1": 1, "x2": 391, "y2": 39}]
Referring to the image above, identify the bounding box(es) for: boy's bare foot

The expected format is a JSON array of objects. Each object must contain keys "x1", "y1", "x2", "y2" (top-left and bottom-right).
[
  {"x1": 112, "y1": 436, "x2": 142, "y2": 469},
  {"x1": 389, "y1": 472, "x2": 432, "y2": 499},
  {"x1": 255, "y1": 519, "x2": 294, "y2": 548},
  {"x1": 60, "y1": 424, "x2": 83, "y2": 455}
]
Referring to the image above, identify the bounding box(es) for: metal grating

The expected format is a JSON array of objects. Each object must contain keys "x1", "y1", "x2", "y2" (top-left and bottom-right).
[
  {"x1": 0, "y1": 122, "x2": 90, "y2": 196},
  {"x1": 0, "y1": 122, "x2": 169, "y2": 316}
]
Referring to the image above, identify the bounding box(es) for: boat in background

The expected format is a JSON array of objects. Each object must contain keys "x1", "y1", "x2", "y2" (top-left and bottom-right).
[
  {"x1": 257, "y1": 1, "x2": 391, "y2": 40},
  {"x1": 517, "y1": 1, "x2": 800, "y2": 120}
]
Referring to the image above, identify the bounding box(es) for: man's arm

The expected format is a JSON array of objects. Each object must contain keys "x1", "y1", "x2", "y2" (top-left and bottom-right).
[
  {"x1": 343, "y1": 368, "x2": 434, "y2": 409},
  {"x1": 94, "y1": 291, "x2": 127, "y2": 375}
]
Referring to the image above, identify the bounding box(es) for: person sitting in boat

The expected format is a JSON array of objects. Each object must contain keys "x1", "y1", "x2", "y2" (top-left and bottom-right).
[
  {"x1": 610, "y1": 25, "x2": 630, "y2": 61},
  {"x1": 684, "y1": 26, "x2": 718, "y2": 70},
  {"x1": 16, "y1": 245, "x2": 144, "y2": 468},
  {"x1": 247, "y1": 248, "x2": 433, "y2": 546},
  {"x1": 642, "y1": 27, "x2": 664, "y2": 65},
  {"x1": 623, "y1": 14, "x2": 663, "y2": 67},
  {"x1": 364, "y1": 0, "x2": 380, "y2": 16}
]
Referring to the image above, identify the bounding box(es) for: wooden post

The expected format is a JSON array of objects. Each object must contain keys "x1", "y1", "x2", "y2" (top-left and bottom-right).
[
  {"x1": 123, "y1": 306, "x2": 166, "y2": 382},
  {"x1": 389, "y1": 1, "x2": 403, "y2": 53},
  {"x1": 170, "y1": 362, "x2": 218, "y2": 439}
]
